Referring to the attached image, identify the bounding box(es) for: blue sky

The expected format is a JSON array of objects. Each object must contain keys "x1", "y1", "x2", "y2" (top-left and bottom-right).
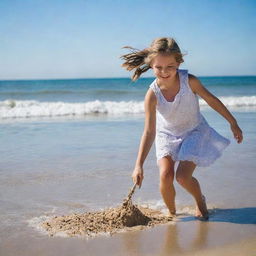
[{"x1": 0, "y1": 0, "x2": 255, "y2": 79}]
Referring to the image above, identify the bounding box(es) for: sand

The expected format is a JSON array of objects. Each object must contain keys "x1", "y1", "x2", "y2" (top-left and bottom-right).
[{"x1": 41, "y1": 184, "x2": 173, "y2": 237}]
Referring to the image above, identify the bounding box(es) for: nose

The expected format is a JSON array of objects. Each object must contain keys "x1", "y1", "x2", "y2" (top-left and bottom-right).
[{"x1": 161, "y1": 68, "x2": 169, "y2": 75}]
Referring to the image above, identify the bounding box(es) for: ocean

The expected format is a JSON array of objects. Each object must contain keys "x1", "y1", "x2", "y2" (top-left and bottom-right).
[
  {"x1": 0, "y1": 73, "x2": 256, "y2": 255},
  {"x1": 1, "y1": 76, "x2": 256, "y2": 118}
]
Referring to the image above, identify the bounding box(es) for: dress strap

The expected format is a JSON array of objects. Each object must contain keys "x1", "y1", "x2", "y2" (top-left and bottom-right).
[
  {"x1": 179, "y1": 69, "x2": 192, "y2": 93},
  {"x1": 149, "y1": 79, "x2": 162, "y2": 99},
  {"x1": 179, "y1": 69, "x2": 188, "y2": 84},
  {"x1": 181, "y1": 69, "x2": 196, "y2": 95}
]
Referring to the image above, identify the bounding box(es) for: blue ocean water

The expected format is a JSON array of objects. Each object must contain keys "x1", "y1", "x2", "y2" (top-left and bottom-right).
[
  {"x1": 0, "y1": 74, "x2": 256, "y2": 247},
  {"x1": 0, "y1": 75, "x2": 256, "y2": 119},
  {"x1": 1, "y1": 75, "x2": 256, "y2": 103}
]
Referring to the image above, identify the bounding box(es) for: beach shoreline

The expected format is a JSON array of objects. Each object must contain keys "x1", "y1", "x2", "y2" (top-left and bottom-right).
[{"x1": 1, "y1": 214, "x2": 255, "y2": 256}]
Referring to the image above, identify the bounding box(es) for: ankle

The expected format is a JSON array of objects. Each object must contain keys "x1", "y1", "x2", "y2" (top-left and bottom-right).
[
  {"x1": 168, "y1": 207, "x2": 176, "y2": 215},
  {"x1": 196, "y1": 194, "x2": 205, "y2": 204}
]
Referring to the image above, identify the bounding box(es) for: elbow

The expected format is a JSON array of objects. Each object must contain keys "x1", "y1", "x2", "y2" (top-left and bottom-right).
[
  {"x1": 144, "y1": 128, "x2": 156, "y2": 138},
  {"x1": 207, "y1": 95, "x2": 221, "y2": 107}
]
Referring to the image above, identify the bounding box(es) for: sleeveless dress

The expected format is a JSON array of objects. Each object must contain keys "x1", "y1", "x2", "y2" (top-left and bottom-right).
[{"x1": 149, "y1": 69, "x2": 230, "y2": 167}]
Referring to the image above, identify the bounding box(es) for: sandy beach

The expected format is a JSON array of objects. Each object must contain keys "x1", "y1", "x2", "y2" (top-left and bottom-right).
[{"x1": 1, "y1": 212, "x2": 255, "y2": 256}]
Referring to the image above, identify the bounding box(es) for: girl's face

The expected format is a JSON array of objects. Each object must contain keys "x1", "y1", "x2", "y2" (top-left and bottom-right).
[{"x1": 151, "y1": 54, "x2": 180, "y2": 83}]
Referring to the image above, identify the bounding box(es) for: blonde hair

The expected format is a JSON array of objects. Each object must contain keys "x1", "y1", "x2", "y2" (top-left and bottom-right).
[{"x1": 121, "y1": 37, "x2": 185, "y2": 81}]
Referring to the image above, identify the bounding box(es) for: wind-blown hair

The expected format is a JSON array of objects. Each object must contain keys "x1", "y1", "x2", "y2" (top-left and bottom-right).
[{"x1": 120, "y1": 37, "x2": 185, "y2": 81}]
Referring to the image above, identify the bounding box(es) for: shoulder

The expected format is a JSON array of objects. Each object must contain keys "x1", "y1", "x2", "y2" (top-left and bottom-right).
[
  {"x1": 188, "y1": 73, "x2": 201, "y2": 84},
  {"x1": 145, "y1": 88, "x2": 157, "y2": 105},
  {"x1": 188, "y1": 73, "x2": 216, "y2": 100},
  {"x1": 144, "y1": 88, "x2": 157, "y2": 112},
  {"x1": 188, "y1": 73, "x2": 203, "y2": 94}
]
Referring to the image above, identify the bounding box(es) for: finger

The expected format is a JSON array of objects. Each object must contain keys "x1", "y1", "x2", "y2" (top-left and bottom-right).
[
  {"x1": 134, "y1": 175, "x2": 139, "y2": 187},
  {"x1": 234, "y1": 134, "x2": 240, "y2": 142},
  {"x1": 136, "y1": 176, "x2": 141, "y2": 187},
  {"x1": 236, "y1": 133, "x2": 243, "y2": 143},
  {"x1": 138, "y1": 175, "x2": 143, "y2": 188},
  {"x1": 132, "y1": 175, "x2": 137, "y2": 185}
]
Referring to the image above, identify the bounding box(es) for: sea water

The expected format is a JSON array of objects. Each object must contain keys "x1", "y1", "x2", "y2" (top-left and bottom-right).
[{"x1": 0, "y1": 74, "x2": 256, "y2": 244}]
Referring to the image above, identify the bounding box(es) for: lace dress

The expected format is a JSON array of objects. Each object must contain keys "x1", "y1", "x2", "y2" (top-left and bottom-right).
[{"x1": 149, "y1": 69, "x2": 230, "y2": 167}]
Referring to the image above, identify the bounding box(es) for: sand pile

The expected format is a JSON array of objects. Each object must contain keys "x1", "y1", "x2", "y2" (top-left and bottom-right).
[{"x1": 41, "y1": 185, "x2": 172, "y2": 237}]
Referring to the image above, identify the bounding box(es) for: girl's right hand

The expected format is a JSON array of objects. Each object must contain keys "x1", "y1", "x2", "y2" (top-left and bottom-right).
[
  {"x1": 230, "y1": 122, "x2": 243, "y2": 144},
  {"x1": 132, "y1": 166, "x2": 144, "y2": 188}
]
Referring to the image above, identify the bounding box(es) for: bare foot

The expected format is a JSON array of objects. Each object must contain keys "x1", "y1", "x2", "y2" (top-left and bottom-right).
[
  {"x1": 195, "y1": 195, "x2": 209, "y2": 220},
  {"x1": 166, "y1": 208, "x2": 176, "y2": 219},
  {"x1": 170, "y1": 208, "x2": 176, "y2": 215}
]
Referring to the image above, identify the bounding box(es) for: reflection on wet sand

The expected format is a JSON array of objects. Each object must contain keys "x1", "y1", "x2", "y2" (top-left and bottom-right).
[
  {"x1": 119, "y1": 207, "x2": 256, "y2": 256},
  {"x1": 160, "y1": 221, "x2": 209, "y2": 256},
  {"x1": 120, "y1": 216, "x2": 210, "y2": 256}
]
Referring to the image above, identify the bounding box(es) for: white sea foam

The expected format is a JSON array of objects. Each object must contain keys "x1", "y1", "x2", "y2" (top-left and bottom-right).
[
  {"x1": 199, "y1": 96, "x2": 256, "y2": 109},
  {"x1": 0, "y1": 96, "x2": 255, "y2": 119},
  {"x1": 27, "y1": 215, "x2": 53, "y2": 236},
  {"x1": 0, "y1": 100, "x2": 144, "y2": 119}
]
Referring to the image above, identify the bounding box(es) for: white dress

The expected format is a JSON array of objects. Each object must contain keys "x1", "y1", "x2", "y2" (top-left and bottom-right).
[{"x1": 149, "y1": 69, "x2": 230, "y2": 167}]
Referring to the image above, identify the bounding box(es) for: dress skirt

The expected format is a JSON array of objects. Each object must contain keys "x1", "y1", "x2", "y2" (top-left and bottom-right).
[{"x1": 155, "y1": 116, "x2": 230, "y2": 167}]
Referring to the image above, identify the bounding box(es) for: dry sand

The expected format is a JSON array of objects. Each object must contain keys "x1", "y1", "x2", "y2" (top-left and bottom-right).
[{"x1": 41, "y1": 185, "x2": 173, "y2": 237}]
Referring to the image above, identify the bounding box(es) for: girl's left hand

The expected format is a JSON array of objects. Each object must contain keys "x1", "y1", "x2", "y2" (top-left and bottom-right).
[{"x1": 230, "y1": 123, "x2": 243, "y2": 143}]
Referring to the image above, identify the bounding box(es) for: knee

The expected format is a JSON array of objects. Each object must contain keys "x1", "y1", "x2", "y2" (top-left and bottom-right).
[
  {"x1": 176, "y1": 173, "x2": 189, "y2": 186},
  {"x1": 159, "y1": 169, "x2": 174, "y2": 185}
]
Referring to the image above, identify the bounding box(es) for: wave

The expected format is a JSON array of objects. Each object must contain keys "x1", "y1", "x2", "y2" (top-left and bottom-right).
[
  {"x1": 0, "y1": 100, "x2": 144, "y2": 119},
  {"x1": 0, "y1": 96, "x2": 255, "y2": 119},
  {"x1": 199, "y1": 96, "x2": 256, "y2": 108},
  {"x1": 0, "y1": 90, "x2": 73, "y2": 95},
  {"x1": 0, "y1": 89, "x2": 135, "y2": 95}
]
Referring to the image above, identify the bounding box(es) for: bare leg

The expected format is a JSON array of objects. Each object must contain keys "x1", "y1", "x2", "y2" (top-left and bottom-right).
[
  {"x1": 195, "y1": 195, "x2": 207, "y2": 218},
  {"x1": 158, "y1": 156, "x2": 176, "y2": 216},
  {"x1": 176, "y1": 161, "x2": 208, "y2": 219}
]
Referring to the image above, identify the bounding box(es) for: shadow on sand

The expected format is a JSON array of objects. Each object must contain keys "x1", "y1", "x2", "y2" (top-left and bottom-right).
[{"x1": 179, "y1": 207, "x2": 256, "y2": 224}]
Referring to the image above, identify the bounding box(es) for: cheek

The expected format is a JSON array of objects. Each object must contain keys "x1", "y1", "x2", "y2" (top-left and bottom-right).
[{"x1": 153, "y1": 69, "x2": 160, "y2": 76}]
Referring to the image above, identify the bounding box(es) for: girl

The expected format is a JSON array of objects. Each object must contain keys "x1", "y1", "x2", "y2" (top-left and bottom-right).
[{"x1": 121, "y1": 37, "x2": 243, "y2": 220}]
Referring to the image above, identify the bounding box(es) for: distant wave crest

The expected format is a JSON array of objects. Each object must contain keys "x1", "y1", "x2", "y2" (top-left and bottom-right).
[
  {"x1": 0, "y1": 100, "x2": 144, "y2": 119},
  {"x1": 0, "y1": 96, "x2": 256, "y2": 119},
  {"x1": 0, "y1": 89, "x2": 134, "y2": 95},
  {"x1": 199, "y1": 96, "x2": 256, "y2": 108}
]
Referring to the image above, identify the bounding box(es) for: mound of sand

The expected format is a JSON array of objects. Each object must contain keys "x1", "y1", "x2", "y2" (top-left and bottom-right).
[{"x1": 42, "y1": 186, "x2": 172, "y2": 237}]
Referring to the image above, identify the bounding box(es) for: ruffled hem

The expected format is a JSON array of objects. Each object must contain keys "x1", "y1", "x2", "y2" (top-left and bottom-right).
[
  {"x1": 174, "y1": 138, "x2": 230, "y2": 167},
  {"x1": 156, "y1": 118, "x2": 231, "y2": 167}
]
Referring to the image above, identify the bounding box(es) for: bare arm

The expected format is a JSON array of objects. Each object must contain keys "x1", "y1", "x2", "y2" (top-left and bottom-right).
[
  {"x1": 189, "y1": 74, "x2": 243, "y2": 143},
  {"x1": 132, "y1": 88, "x2": 157, "y2": 188}
]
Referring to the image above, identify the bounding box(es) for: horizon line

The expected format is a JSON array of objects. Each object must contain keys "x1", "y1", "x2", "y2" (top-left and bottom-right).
[{"x1": 1, "y1": 74, "x2": 256, "y2": 82}]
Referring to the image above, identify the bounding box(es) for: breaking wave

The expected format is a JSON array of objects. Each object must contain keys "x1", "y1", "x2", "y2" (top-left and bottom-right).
[{"x1": 0, "y1": 96, "x2": 256, "y2": 119}]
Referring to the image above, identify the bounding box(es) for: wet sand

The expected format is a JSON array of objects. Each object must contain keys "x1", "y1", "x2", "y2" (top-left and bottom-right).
[
  {"x1": 41, "y1": 185, "x2": 173, "y2": 237},
  {"x1": 31, "y1": 186, "x2": 256, "y2": 256},
  {"x1": 2, "y1": 184, "x2": 256, "y2": 255},
  {"x1": 41, "y1": 204, "x2": 172, "y2": 238},
  {"x1": 2, "y1": 216, "x2": 255, "y2": 256}
]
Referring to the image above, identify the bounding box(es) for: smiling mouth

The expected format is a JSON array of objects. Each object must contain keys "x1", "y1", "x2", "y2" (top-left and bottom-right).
[{"x1": 160, "y1": 76, "x2": 170, "y2": 79}]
